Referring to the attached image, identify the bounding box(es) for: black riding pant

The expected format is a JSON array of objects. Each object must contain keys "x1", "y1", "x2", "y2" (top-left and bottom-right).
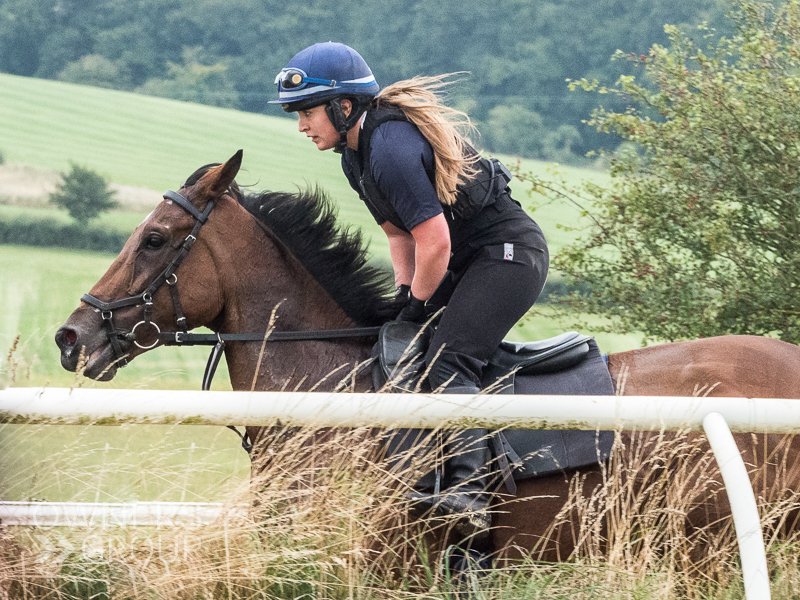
[{"x1": 424, "y1": 243, "x2": 549, "y2": 391}]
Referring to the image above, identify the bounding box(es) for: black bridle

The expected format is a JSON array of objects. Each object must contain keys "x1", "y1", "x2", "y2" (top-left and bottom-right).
[
  {"x1": 81, "y1": 189, "x2": 381, "y2": 393},
  {"x1": 81, "y1": 190, "x2": 214, "y2": 366}
]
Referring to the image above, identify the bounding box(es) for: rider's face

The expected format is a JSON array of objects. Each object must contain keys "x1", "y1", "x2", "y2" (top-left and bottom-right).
[{"x1": 297, "y1": 105, "x2": 338, "y2": 151}]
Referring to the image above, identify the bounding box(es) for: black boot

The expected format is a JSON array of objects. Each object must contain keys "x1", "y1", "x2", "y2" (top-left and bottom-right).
[{"x1": 408, "y1": 426, "x2": 492, "y2": 540}]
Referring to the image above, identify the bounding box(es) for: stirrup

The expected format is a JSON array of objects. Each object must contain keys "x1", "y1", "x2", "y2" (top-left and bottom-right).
[{"x1": 407, "y1": 491, "x2": 491, "y2": 540}]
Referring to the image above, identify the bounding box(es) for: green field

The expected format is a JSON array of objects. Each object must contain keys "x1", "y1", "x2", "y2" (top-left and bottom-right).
[{"x1": 0, "y1": 74, "x2": 637, "y2": 503}]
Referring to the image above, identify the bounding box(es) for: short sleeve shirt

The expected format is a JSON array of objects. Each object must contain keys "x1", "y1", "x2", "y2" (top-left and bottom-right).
[{"x1": 343, "y1": 120, "x2": 444, "y2": 231}]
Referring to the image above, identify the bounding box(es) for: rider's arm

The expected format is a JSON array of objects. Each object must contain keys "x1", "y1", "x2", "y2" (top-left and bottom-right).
[
  {"x1": 371, "y1": 122, "x2": 450, "y2": 301},
  {"x1": 409, "y1": 214, "x2": 450, "y2": 301},
  {"x1": 381, "y1": 220, "x2": 415, "y2": 288},
  {"x1": 381, "y1": 215, "x2": 450, "y2": 301}
]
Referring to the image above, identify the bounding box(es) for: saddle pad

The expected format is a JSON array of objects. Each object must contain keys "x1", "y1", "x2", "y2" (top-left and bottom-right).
[
  {"x1": 486, "y1": 338, "x2": 615, "y2": 481},
  {"x1": 384, "y1": 339, "x2": 616, "y2": 491}
]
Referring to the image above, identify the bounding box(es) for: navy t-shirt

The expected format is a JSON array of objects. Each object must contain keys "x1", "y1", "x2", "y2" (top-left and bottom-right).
[{"x1": 343, "y1": 120, "x2": 442, "y2": 232}]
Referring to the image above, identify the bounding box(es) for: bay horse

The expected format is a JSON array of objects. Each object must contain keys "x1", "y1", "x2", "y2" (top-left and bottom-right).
[{"x1": 55, "y1": 151, "x2": 800, "y2": 574}]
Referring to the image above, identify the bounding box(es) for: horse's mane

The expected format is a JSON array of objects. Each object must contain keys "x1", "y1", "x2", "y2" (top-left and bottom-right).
[
  {"x1": 243, "y1": 188, "x2": 399, "y2": 326},
  {"x1": 184, "y1": 164, "x2": 397, "y2": 327}
]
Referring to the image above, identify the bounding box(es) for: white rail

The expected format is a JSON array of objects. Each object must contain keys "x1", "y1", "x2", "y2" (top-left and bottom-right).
[
  {"x1": 0, "y1": 501, "x2": 243, "y2": 527},
  {"x1": 2, "y1": 387, "x2": 800, "y2": 431},
  {"x1": 2, "y1": 387, "x2": 791, "y2": 600}
]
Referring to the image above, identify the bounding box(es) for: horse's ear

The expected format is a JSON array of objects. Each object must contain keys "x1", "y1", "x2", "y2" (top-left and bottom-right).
[
  {"x1": 214, "y1": 149, "x2": 243, "y2": 194},
  {"x1": 197, "y1": 149, "x2": 243, "y2": 197}
]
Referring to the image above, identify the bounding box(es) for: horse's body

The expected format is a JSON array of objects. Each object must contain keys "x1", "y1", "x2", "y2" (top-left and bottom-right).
[{"x1": 56, "y1": 152, "x2": 800, "y2": 567}]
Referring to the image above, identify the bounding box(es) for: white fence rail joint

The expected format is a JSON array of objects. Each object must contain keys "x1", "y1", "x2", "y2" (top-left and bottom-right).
[{"x1": 703, "y1": 412, "x2": 771, "y2": 600}]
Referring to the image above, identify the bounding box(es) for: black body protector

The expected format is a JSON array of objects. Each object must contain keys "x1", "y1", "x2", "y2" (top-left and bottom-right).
[{"x1": 343, "y1": 107, "x2": 515, "y2": 268}]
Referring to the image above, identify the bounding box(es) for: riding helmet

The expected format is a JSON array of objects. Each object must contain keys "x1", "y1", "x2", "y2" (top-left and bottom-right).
[
  {"x1": 271, "y1": 42, "x2": 379, "y2": 153},
  {"x1": 270, "y1": 42, "x2": 379, "y2": 112}
]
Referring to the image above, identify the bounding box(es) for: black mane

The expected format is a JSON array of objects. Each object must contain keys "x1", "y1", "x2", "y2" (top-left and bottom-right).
[
  {"x1": 242, "y1": 187, "x2": 397, "y2": 327},
  {"x1": 182, "y1": 163, "x2": 397, "y2": 326}
]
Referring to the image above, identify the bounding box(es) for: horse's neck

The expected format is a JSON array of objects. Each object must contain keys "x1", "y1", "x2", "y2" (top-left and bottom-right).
[{"x1": 212, "y1": 210, "x2": 373, "y2": 392}]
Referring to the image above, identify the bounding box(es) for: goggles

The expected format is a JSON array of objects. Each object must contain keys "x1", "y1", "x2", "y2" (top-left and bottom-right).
[{"x1": 274, "y1": 68, "x2": 336, "y2": 91}]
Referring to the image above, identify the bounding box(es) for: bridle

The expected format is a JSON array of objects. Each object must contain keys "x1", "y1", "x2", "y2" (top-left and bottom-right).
[
  {"x1": 81, "y1": 190, "x2": 213, "y2": 366},
  {"x1": 81, "y1": 188, "x2": 381, "y2": 391}
]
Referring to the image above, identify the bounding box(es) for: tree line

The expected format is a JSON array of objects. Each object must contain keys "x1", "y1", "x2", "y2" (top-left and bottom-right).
[{"x1": 0, "y1": 0, "x2": 728, "y2": 161}]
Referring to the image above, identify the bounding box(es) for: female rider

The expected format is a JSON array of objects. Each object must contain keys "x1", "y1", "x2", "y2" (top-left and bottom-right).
[{"x1": 271, "y1": 42, "x2": 549, "y2": 541}]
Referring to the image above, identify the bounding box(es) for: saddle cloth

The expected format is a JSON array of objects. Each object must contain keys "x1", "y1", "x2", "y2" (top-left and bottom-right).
[{"x1": 372, "y1": 321, "x2": 615, "y2": 492}]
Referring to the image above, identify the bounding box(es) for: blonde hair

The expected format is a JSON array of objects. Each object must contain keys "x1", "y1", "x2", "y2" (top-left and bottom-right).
[{"x1": 373, "y1": 74, "x2": 479, "y2": 206}]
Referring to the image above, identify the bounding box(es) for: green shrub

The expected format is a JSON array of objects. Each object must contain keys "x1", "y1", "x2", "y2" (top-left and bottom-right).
[
  {"x1": 49, "y1": 163, "x2": 119, "y2": 225},
  {"x1": 520, "y1": 0, "x2": 800, "y2": 344},
  {"x1": 58, "y1": 54, "x2": 131, "y2": 90},
  {"x1": 0, "y1": 217, "x2": 126, "y2": 252}
]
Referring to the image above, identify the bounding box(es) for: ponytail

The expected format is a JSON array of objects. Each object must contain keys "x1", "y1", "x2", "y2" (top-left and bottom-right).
[{"x1": 374, "y1": 74, "x2": 479, "y2": 206}]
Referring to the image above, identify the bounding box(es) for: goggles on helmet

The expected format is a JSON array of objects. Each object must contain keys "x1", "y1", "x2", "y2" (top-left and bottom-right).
[{"x1": 274, "y1": 68, "x2": 336, "y2": 91}]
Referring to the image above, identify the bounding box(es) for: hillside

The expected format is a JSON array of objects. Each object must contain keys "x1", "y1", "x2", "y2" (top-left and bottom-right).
[
  {"x1": 0, "y1": 72, "x2": 606, "y2": 256},
  {"x1": 0, "y1": 73, "x2": 367, "y2": 213}
]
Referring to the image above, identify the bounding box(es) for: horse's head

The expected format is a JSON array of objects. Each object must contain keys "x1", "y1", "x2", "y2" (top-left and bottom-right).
[{"x1": 55, "y1": 150, "x2": 243, "y2": 380}]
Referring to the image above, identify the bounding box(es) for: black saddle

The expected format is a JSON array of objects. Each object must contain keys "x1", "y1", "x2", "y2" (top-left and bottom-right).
[{"x1": 373, "y1": 322, "x2": 615, "y2": 493}]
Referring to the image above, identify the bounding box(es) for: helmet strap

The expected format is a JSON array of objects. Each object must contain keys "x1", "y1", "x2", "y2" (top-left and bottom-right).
[
  {"x1": 325, "y1": 97, "x2": 370, "y2": 154},
  {"x1": 325, "y1": 98, "x2": 349, "y2": 154}
]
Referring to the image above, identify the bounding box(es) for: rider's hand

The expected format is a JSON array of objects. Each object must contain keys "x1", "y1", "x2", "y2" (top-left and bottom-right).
[{"x1": 396, "y1": 293, "x2": 427, "y2": 323}]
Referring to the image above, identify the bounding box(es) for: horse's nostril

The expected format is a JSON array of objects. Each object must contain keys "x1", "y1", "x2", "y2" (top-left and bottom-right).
[{"x1": 60, "y1": 328, "x2": 78, "y2": 347}]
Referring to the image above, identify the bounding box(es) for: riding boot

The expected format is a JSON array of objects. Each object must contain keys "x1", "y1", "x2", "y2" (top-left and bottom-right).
[{"x1": 408, "y1": 384, "x2": 492, "y2": 540}]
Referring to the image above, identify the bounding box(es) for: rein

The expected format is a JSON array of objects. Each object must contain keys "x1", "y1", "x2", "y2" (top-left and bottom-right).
[{"x1": 81, "y1": 188, "x2": 381, "y2": 389}]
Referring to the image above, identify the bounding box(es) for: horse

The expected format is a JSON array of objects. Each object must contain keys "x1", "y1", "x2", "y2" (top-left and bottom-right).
[{"x1": 55, "y1": 151, "x2": 800, "y2": 576}]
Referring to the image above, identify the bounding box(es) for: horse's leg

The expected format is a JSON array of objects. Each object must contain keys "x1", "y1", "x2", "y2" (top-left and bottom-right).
[{"x1": 729, "y1": 432, "x2": 800, "y2": 539}]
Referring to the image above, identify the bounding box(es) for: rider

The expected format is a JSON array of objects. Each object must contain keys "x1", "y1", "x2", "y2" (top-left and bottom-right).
[{"x1": 270, "y1": 42, "x2": 549, "y2": 541}]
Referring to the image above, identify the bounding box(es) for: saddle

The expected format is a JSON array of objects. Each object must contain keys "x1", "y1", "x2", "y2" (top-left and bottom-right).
[{"x1": 372, "y1": 321, "x2": 615, "y2": 493}]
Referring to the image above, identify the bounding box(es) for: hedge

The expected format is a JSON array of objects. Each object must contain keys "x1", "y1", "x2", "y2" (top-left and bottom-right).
[{"x1": 0, "y1": 217, "x2": 127, "y2": 253}]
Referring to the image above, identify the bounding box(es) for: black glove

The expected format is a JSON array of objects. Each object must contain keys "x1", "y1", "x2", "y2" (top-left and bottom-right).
[
  {"x1": 395, "y1": 284, "x2": 412, "y2": 303},
  {"x1": 396, "y1": 293, "x2": 427, "y2": 323}
]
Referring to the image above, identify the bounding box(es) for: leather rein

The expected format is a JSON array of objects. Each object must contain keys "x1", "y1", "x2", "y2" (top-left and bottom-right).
[{"x1": 81, "y1": 189, "x2": 381, "y2": 393}]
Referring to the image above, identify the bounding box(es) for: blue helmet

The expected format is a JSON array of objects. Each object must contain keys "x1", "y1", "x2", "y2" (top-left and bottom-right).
[{"x1": 270, "y1": 42, "x2": 379, "y2": 112}]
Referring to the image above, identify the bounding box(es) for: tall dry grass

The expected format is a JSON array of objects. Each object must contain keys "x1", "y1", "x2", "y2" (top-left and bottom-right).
[{"x1": 2, "y1": 416, "x2": 800, "y2": 600}]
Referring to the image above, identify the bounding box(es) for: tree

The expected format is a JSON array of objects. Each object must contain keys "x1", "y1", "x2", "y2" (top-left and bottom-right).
[
  {"x1": 59, "y1": 54, "x2": 130, "y2": 89},
  {"x1": 49, "y1": 164, "x2": 119, "y2": 225},
  {"x1": 135, "y1": 47, "x2": 240, "y2": 109},
  {"x1": 482, "y1": 103, "x2": 545, "y2": 158},
  {"x1": 517, "y1": 0, "x2": 800, "y2": 344}
]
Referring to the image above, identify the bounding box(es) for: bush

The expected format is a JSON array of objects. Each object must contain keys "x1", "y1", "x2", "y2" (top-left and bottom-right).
[
  {"x1": 49, "y1": 163, "x2": 119, "y2": 225},
  {"x1": 0, "y1": 217, "x2": 126, "y2": 252},
  {"x1": 58, "y1": 54, "x2": 131, "y2": 90},
  {"x1": 519, "y1": 0, "x2": 800, "y2": 344}
]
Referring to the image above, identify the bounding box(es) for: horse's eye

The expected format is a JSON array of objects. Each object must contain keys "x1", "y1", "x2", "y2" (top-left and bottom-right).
[{"x1": 144, "y1": 234, "x2": 165, "y2": 249}]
